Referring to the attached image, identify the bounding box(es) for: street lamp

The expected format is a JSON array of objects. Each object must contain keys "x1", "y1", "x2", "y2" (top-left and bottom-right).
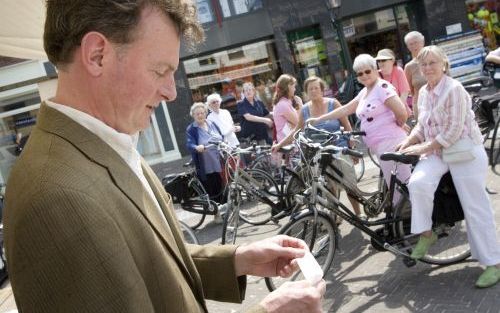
[{"x1": 325, "y1": 0, "x2": 352, "y2": 71}]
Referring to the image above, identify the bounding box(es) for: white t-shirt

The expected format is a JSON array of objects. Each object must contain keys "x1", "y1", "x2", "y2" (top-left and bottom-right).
[{"x1": 207, "y1": 109, "x2": 240, "y2": 147}]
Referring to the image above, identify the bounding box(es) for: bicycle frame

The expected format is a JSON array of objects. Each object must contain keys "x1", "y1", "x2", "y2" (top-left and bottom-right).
[{"x1": 297, "y1": 148, "x2": 418, "y2": 258}]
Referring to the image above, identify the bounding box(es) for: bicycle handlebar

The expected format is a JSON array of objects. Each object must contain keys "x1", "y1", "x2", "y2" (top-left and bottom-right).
[{"x1": 343, "y1": 147, "x2": 364, "y2": 158}]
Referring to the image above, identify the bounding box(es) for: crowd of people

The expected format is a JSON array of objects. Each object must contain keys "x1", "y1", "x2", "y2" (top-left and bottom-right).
[
  {"x1": 187, "y1": 31, "x2": 500, "y2": 290},
  {"x1": 3, "y1": 1, "x2": 499, "y2": 312}
]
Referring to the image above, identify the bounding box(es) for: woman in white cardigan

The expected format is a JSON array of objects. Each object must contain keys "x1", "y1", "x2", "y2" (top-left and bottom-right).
[{"x1": 206, "y1": 93, "x2": 240, "y2": 148}]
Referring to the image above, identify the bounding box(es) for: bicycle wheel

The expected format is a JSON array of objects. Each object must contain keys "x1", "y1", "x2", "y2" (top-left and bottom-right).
[
  {"x1": 490, "y1": 118, "x2": 500, "y2": 174},
  {"x1": 350, "y1": 138, "x2": 365, "y2": 182},
  {"x1": 392, "y1": 195, "x2": 471, "y2": 265},
  {"x1": 265, "y1": 209, "x2": 338, "y2": 291},
  {"x1": 368, "y1": 148, "x2": 380, "y2": 169},
  {"x1": 221, "y1": 188, "x2": 240, "y2": 244},
  {"x1": 250, "y1": 153, "x2": 275, "y2": 173},
  {"x1": 354, "y1": 155, "x2": 365, "y2": 182},
  {"x1": 181, "y1": 180, "x2": 210, "y2": 229},
  {"x1": 238, "y1": 169, "x2": 279, "y2": 225},
  {"x1": 179, "y1": 221, "x2": 199, "y2": 244}
]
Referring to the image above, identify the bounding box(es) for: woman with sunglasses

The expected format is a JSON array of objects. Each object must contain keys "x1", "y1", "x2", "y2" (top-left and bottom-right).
[
  {"x1": 307, "y1": 54, "x2": 411, "y2": 200},
  {"x1": 375, "y1": 49, "x2": 411, "y2": 116}
]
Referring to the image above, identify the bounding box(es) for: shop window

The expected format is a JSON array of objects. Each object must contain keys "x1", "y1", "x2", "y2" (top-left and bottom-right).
[
  {"x1": 0, "y1": 94, "x2": 40, "y2": 183},
  {"x1": 228, "y1": 49, "x2": 245, "y2": 60},
  {"x1": 287, "y1": 25, "x2": 335, "y2": 98},
  {"x1": 183, "y1": 39, "x2": 280, "y2": 115},
  {"x1": 199, "y1": 57, "x2": 216, "y2": 66},
  {"x1": 344, "y1": 5, "x2": 413, "y2": 64},
  {"x1": 219, "y1": 0, "x2": 263, "y2": 18},
  {"x1": 197, "y1": 0, "x2": 214, "y2": 24},
  {"x1": 465, "y1": 0, "x2": 499, "y2": 49}
]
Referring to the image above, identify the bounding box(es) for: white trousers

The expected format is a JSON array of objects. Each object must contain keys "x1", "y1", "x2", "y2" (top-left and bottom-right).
[{"x1": 408, "y1": 145, "x2": 500, "y2": 266}]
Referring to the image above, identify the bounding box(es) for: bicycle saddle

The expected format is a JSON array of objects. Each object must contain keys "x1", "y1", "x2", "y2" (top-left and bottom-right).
[
  {"x1": 380, "y1": 152, "x2": 419, "y2": 165},
  {"x1": 279, "y1": 144, "x2": 295, "y2": 154}
]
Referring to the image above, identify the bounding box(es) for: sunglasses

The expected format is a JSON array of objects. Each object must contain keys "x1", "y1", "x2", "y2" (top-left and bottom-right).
[
  {"x1": 356, "y1": 69, "x2": 372, "y2": 77},
  {"x1": 377, "y1": 59, "x2": 390, "y2": 63}
]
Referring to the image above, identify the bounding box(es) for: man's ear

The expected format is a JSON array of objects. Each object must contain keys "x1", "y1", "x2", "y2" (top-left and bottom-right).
[{"x1": 79, "y1": 32, "x2": 109, "y2": 77}]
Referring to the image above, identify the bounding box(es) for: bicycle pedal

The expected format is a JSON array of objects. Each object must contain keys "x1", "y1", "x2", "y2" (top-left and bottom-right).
[{"x1": 402, "y1": 257, "x2": 417, "y2": 268}]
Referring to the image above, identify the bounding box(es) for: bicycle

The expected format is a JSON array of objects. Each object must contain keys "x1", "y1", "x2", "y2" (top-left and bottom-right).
[
  {"x1": 463, "y1": 71, "x2": 500, "y2": 175},
  {"x1": 221, "y1": 142, "x2": 307, "y2": 244},
  {"x1": 162, "y1": 161, "x2": 222, "y2": 229},
  {"x1": 265, "y1": 127, "x2": 471, "y2": 291}
]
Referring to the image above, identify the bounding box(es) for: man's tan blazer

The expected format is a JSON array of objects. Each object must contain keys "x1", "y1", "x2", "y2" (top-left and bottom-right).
[{"x1": 4, "y1": 104, "x2": 261, "y2": 312}]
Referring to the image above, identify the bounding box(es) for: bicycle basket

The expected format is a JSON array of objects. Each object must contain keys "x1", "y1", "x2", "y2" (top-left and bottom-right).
[{"x1": 163, "y1": 173, "x2": 192, "y2": 203}]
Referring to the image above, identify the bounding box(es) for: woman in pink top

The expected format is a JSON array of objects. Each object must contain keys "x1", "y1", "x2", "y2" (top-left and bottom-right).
[
  {"x1": 375, "y1": 49, "x2": 411, "y2": 115},
  {"x1": 308, "y1": 54, "x2": 411, "y2": 199},
  {"x1": 272, "y1": 74, "x2": 302, "y2": 142},
  {"x1": 399, "y1": 45, "x2": 500, "y2": 288}
]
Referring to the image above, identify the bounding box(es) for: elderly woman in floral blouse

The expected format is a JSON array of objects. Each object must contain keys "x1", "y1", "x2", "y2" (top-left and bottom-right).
[{"x1": 399, "y1": 45, "x2": 500, "y2": 288}]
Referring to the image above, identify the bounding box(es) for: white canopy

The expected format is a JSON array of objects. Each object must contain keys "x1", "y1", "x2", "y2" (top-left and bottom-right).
[{"x1": 0, "y1": 0, "x2": 47, "y2": 60}]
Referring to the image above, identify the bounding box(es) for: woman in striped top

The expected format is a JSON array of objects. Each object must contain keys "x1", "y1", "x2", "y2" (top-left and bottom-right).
[{"x1": 399, "y1": 45, "x2": 500, "y2": 288}]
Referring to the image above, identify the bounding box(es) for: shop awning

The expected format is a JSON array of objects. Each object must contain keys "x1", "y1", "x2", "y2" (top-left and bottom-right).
[{"x1": 0, "y1": 0, "x2": 47, "y2": 60}]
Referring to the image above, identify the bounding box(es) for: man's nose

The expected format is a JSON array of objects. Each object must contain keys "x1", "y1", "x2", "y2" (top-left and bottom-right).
[{"x1": 159, "y1": 76, "x2": 177, "y2": 102}]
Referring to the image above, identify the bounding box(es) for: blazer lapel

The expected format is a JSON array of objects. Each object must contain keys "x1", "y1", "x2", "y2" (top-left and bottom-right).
[
  {"x1": 141, "y1": 162, "x2": 206, "y2": 304},
  {"x1": 36, "y1": 103, "x2": 193, "y2": 285}
]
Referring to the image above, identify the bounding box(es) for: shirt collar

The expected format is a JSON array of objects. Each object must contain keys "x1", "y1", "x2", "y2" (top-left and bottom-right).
[
  {"x1": 426, "y1": 75, "x2": 448, "y2": 97},
  {"x1": 45, "y1": 99, "x2": 140, "y2": 166}
]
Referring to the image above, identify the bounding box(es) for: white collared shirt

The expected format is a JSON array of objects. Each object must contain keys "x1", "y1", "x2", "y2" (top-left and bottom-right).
[{"x1": 45, "y1": 100, "x2": 168, "y2": 225}]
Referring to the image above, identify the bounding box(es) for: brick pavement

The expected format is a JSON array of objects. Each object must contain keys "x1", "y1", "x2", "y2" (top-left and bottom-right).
[{"x1": 202, "y1": 163, "x2": 500, "y2": 313}]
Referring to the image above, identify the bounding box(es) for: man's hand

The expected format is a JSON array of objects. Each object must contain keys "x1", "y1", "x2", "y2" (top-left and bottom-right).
[
  {"x1": 195, "y1": 145, "x2": 205, "y2": 152},
  {"x1": 260, "y1": 280, "x2": 326, "y2": 313},
  {"x1": 235, "y1": 235, "x2": 306, "y2": 278}
]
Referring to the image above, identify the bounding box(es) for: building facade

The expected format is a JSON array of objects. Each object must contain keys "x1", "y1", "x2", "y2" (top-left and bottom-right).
[{"x1": 170, "y1": 0, "x2": 497, "y2": 156}]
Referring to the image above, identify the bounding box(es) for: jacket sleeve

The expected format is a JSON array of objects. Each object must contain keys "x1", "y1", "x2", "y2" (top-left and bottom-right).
[
  {"x1": 186, "y1": 125, "x2": 198, "y2": 152},
  {"x1": 5, "y1": 188, "x2": 155, "y2": 313},
  {"x1": 187, "y1": 244, "x2": 247, "y2": 303}
]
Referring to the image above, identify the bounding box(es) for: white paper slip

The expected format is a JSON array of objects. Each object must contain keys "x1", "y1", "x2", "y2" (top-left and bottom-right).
[{"x1": 296, "y1": 249, "x2": 323, "y2": 285}]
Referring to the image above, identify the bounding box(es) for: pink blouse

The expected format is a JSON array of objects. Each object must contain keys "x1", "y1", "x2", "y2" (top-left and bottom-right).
[{"x1": 412, "y1": 75, "x2": 483, "y2": 148}]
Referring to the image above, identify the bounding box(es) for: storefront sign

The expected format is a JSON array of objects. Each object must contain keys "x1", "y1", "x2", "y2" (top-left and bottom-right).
[
  {"x1": 446, "y1": 23, "x2": 462, "y2": 35},
  {"x1": 188, "y1": 63, "x2": 272, "y2": 89},
  {"x1": 343, "y1": 22, "x2": 355, "y2": 38}
]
